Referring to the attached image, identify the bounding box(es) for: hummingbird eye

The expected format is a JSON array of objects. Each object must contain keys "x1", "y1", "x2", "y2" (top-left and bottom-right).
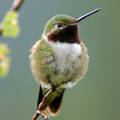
[{"x1": 55, "y1": 23, "x2": 62, "y2": 28}]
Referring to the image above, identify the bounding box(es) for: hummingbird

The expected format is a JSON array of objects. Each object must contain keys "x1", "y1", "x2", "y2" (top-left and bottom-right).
[{"x1": 29, "y1": 8, "x2": 101, "y2": 120}]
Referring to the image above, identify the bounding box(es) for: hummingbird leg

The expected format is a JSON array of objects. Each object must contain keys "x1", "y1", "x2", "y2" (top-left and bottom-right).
[{"x1": 32, "y1": 89, "x2": 53, "y2": 120}]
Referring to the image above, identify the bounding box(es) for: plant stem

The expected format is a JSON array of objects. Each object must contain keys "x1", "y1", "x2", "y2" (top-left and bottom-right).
[{"x1": 0, "y1": 0, "x2": 24, "y2": 36}]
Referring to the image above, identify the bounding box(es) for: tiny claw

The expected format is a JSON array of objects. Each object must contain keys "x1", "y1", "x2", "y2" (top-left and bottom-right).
[
  {"x1": 36, "y1": 110, "x2": 41, "y2": 114},
  {"x1": 45, "y1": 115, "x2": 50, "y2": 120},
  {"x1": 32, "y1": 110, "x2": 50, "y2": 120}
]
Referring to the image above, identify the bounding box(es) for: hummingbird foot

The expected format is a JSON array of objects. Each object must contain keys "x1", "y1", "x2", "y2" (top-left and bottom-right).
[
  {"x1": 32, "y1": 89, "x2": 53, "y2": 120},
  {"x1": 32, "y1": 110, "x2": 49, "y2": 120}
]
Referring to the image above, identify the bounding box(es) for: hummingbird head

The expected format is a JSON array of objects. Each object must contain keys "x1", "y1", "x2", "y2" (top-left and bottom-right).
[
  {"x1": 42, "y1": 8, "x2": 101, "y2": 44},
  {"x1": 42, "y1": 14, "x2": 80, "y2": 44}
]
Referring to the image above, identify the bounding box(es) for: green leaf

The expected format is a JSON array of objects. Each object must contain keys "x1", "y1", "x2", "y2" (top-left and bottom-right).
[
  {"x1": 1, "y1": 11, "x2": 20, "y2": 37},
  {"x1": 0, "y1": 43, "x2": 9, "y2": 55},
  {"x1": 0, "y1": 58, "x2": 10, "y2": 77},
  {"x1": 0, "y1": 43, "x2": 10, "y2": 77}
]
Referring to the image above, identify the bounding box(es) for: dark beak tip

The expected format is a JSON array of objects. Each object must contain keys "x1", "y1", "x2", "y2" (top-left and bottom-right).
[
  {"x1": 96, "y1": 8, "x2": 102, "y2": 12},
  {"x1": 73, "y1": 8, "x2": 102, "y2": 23}
]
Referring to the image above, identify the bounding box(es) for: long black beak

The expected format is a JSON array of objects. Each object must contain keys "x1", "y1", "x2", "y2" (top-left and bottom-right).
[{"x1": 72, "y1": 8, "x2": 101, "y2": 23}]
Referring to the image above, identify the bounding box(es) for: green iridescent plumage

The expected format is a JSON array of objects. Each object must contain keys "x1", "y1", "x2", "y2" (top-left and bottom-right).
[
  {"x1": 30, "y1": 39, "x2": 57, "y2": 86},
  {"x1": 43, "y1": 14, "x2": 76, "y2": 35}
]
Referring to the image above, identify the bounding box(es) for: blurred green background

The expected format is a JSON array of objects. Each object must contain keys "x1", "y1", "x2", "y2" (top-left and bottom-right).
[{"x1": 0, "y1": 0, "x2": 120, "y2": 120}]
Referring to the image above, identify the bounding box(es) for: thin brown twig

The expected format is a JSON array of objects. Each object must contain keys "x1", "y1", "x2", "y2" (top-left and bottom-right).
[
  {"x1": 10, "y1": 0, "x2": 24, "y2": 11},
  {"x1": 0, "y1": 0, "x2": 24, "y2": 37}
]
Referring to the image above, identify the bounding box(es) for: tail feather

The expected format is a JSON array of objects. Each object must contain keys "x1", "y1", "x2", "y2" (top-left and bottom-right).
[
  {"x1": 37, "y1": 86, "x2": 44, "y2": 109},
  {"x1": 47, "y1": 89, "x2": 65, "y2": 116},
  {"x1": 37, "y1": 86, "x2": 65, "y2": 116}
]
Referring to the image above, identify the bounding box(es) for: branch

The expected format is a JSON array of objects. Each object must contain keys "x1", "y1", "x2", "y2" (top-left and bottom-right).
[
  {"x1": 0, "y1": 0, "x2": 24, "y2": 36},
  {"x1": 10, "y1": 0, "x2": 24, "y2": 11}
]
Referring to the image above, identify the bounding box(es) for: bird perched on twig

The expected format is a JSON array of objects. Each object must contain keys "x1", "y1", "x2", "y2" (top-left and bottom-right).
[{"x1": 29, "y1": 8, "x2": 101, "y2": 120}]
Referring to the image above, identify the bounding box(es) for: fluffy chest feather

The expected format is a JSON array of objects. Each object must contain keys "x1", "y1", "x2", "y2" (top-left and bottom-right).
[
  {"x1": 47, "y1": 41, "x2": 82, "y2": 65},
  {"x1": 30, "y1": 38, "x2": 89, "y2": 88}
]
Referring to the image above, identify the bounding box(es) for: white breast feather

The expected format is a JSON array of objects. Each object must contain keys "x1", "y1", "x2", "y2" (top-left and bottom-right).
[
  {"x1": 48, "y1": 41, "x2": 82, "y2": 61},
  {"x1": 42, "y1": 35, "x2": 82, "y2": 61},
  {"x1": 40, "y1": 36, "x2": 84, "y2": 88}
]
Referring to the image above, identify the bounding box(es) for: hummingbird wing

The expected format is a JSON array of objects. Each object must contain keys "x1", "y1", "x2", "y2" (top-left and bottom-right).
[
  {"x1": 37, "y1": 85, "x2": 49, "y2": 109},
  {"x1": 37, "y1": 85, "x2": 44, "y2": 109},
  {"x1": 47, "y1": 89, "x2": 65, "y2": 116},
  {"x1": 37, "y1": 86, "x2": 65, "y2": 116}
]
